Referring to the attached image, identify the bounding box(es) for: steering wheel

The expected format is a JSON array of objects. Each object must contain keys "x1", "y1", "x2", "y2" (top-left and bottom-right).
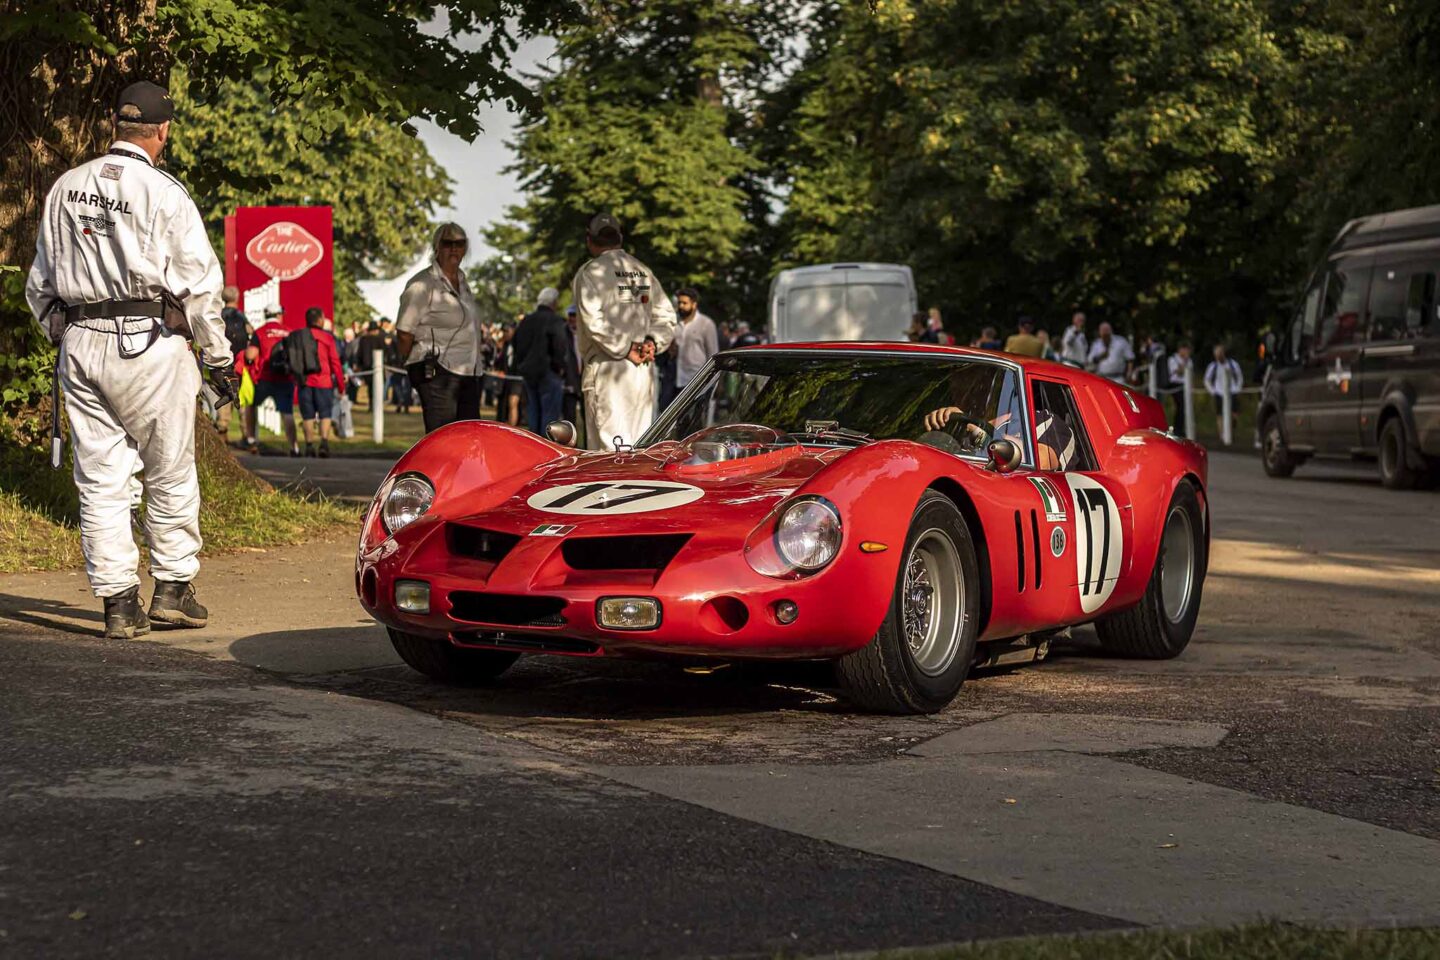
[{"x1": 941, "y1": 412, "x2": 994, "y2": 448}]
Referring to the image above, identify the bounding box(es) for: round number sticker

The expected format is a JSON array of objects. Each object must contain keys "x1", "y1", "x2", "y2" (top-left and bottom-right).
[{"x1": 527, "y1": 480, "x2": 704, "y2": 515}]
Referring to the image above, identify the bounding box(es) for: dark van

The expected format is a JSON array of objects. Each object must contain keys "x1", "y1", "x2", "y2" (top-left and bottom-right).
[{"x1": 1260, "y1": 204, "x2": 1440, "y2": 488}]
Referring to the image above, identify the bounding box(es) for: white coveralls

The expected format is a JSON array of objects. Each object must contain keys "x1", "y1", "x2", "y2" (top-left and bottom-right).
[
  {"x1": 25, "y1": 141, "x2": 229, "y2": 598},
  {"x1": 571, "y1": 248, "x2": 678, "y2": 450}
]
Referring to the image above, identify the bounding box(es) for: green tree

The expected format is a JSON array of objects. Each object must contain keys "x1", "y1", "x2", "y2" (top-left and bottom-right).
[
  {"x1": 0, "y1": 0, "x2": 577, "y2": 404},
  {"x1": 169, "y1": 72, "x2": 453, "y2": 327},
  {"x1": 492, "y1": 0, "x2": 770, "y2": 318},
  {"x1": 770, "y1": 0, "x2": 1336, "y2": 345}
]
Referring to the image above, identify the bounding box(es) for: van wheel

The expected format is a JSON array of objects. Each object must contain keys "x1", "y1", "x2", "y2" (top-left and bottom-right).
[
  {"x1": 1095, "y1": 483, "x2": 1206, "y2": 659},
  {"x1": 1261, "y1": 413, "x2": 1297, "y2": 478},
  {"x1": 388, "y1": 628, "x2": 519, "y2": 685},
  {"x1": 1378, "y1": 418, "x2": 1421, "y2": 490},
  {"x1": 836, "y1": 492, "x2": 980, "y2": 714}
]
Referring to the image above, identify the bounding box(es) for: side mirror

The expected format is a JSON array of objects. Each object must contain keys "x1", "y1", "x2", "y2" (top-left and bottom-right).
[
  {"x1": 986, "y1": 438, "x2": 1021, "y2": 474},
  {"x1": 545, "y1": 420, "x2": 577, "y2": 446}
]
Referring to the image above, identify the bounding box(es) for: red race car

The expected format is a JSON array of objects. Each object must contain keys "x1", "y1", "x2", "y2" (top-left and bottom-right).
[{"x1": 357, "y1": 344, "x2": 1208, "y2": 713}]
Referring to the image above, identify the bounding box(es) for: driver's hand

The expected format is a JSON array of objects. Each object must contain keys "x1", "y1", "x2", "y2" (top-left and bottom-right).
[{"x1": 924, "y1": 406, "x2": 962, "y2": 431}]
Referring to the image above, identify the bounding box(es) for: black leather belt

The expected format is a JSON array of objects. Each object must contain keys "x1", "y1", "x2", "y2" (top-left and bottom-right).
[{"x1": 64, "y1": 299, "x2": 164, "y2": 323}]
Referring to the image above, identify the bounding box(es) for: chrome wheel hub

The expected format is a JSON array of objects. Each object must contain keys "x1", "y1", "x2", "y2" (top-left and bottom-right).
[
  {"x1": 901, "y1": 528, "x2": 964, "y2": 676},
  {"x1": 1159, "y1": 506, "x2": 1195, "y2": 624}
]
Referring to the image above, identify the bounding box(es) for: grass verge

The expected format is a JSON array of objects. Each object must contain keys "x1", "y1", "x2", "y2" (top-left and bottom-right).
[
  {"x1": 1, "y1": 407, "x2": 357, "y2": 574},
  {"x1": 860, "y1": 924, "x2": 1440, "y2": 960}
]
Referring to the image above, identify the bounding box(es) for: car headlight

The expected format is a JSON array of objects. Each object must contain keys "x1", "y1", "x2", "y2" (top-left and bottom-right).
[
  {"x1": 381, "y1": 474, "x2": 434, "y2": 534},
  {"x1": 774, "y1": 497, "x2": 842, "y2": 571}
]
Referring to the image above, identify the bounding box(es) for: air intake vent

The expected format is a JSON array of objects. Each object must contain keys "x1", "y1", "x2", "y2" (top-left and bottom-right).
[
  {"x1": 449, "y1": 592, "x2": 566, "y2": 627},
  {"x1": 1014, "y1": 511, "x2": 1025, "y2": 593},
  {"x1": 561, "y1": 534, "x2": 691, "y2": 572},
  {"x1": 1030, "y1": 509, "x2": 1042, "y2": 590},
  {"x1": 447, "y1": 525, "x2": 522, "y2": 563}
]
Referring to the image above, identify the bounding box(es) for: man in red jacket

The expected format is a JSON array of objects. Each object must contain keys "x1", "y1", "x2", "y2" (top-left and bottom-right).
[
  {"x1": 245, "y1": 303, "x2": 299, "y2": 456},
  {"x1": 294, "y1": 307, "x2": 345, "y2": 457}
]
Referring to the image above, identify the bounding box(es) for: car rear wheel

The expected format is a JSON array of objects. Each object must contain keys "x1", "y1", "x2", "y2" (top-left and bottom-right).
[
  {"x1": 836, "y1": 491, "x2": 980, "y2": 714},
  {"x1": 388, "y1": 628, "x2": 520, "y2": 685},
  {"x1": 1095, "y1": 482, "x2": 1206, "y2": 659},
  {"x1": 1378, "y1": 417, "x2": 1421, "y2": 490},
  {"x1": 1261, "y1": 413, "x2": 1297, "y2": 478}
]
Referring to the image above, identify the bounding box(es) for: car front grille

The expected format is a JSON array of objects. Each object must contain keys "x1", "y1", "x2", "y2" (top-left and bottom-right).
[
  {"x1": 449, "y1": 592, "x2": 567, "y2": 627},
  {"x1": 453, "y1": 632, "x2": 599, "y2": 655},
  {"x1": 560, "y1": 534, "x2": 691, "y2": 572},
  {"x1": 447, "y1": 525, "x2": 522, "y2": 563}
]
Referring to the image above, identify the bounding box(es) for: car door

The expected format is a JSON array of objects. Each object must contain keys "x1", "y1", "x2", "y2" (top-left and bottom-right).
[
  {"x1": 1021, "y1": 378, "x2": 1131, "y2": 623},
  {"x1": 1358, "y1": 252, "x2": 1438, "y2": 451},
  {"x1": 1306, "y1": 255, "x2": 1371, "y2": 452}
]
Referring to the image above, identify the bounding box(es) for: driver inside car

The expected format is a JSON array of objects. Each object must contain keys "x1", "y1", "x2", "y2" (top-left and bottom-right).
[{"x1": 922, "y1": 404, "x2": 1075, "y2": 470}]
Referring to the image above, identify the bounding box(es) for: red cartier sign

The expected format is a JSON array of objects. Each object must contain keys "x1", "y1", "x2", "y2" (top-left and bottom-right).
[
  {"x1": 224, "y1": 206, "x2": 334, "y2": 330},
  {"x1": 245, "y1": 221, "x2": 324, "y2": 281}
]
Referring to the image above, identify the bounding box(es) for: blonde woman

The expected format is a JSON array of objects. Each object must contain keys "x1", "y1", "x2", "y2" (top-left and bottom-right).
[{"x1": 395, "y1": 222, "x2": 482, "y2": 432}]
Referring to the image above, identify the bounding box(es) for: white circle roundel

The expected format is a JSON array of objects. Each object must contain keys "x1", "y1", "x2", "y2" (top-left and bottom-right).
[{"x1": 527, "y1": 480, "x2": 704, "y2": 516}]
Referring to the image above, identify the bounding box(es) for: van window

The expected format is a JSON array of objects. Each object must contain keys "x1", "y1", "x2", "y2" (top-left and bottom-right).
[
  {"x1": 1316, "y1": 260, "x2": 1367, "y2": 351},
  {"x1": 1369, "y1": 262, "x2": 1435, "y2": 341},
  {"x1": 1289, "y1": 281, "x2": 1322, "y2": 363}
]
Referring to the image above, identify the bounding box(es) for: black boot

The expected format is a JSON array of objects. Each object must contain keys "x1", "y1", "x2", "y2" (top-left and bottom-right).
[
  {"x1": 103, "y1": 587, "x2": 151, "y2": 639},
  {"x1": 149, "y1": 580, "x2": 209, "y2": 628}
]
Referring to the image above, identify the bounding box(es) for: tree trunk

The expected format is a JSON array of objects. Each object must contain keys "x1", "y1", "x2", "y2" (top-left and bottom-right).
[{"x1": 0, "y1": 0, "x2": 168, "y2": 267}]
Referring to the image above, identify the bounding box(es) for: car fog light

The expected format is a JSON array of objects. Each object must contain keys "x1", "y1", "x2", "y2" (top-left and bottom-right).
[
  {"x1": 597, "y1": 597, "x2": 660, "y2": 630},
  {"x1": 394, "y1": 579, "x2": 430, "y2": 614},
  {"x1": 774, "y1": 600, "x2": 799, "y2": 625}
]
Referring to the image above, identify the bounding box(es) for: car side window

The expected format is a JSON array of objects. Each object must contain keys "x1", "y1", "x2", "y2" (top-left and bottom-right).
[
  {"x1": 1290, "y1": 281, "x2": 1322, "y2": 363},
  {"x1": 1029, "y1": 380, "x2": 1097, "y2": 472},
  {"x1": 1315, "y1": 259, "x2": 1368, "y2": 352}
]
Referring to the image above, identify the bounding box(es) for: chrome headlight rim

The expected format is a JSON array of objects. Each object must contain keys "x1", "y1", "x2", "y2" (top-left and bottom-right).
[
  {"x1": 380, "y1": 471, "x2": 435, "y2": 535},
  {"x1": 773, "y1": 495, "x2": 843, "y2": 572}
]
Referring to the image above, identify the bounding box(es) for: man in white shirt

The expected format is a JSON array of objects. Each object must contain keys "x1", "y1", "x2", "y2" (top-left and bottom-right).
[
  {"x1": 673, "y1": 286, "x2": 719, "y2": 390},
  {"x1": 26, "y1": 81, "x2": 231, "y2": 639},
  {"x1": 1087, "y1": 322, "x2": 1135, "y2": 382},
  {"x1": 1167, "y1": 341, "x2": 1194, "y2": 434},
  {"x1": 571, "y1": 213, "x2": 678, "y2": 450},
  {"x1": 1204, "y1": 343, "x2": 1244, "y2": 438},
  {"x1": 1060, "y1": 310, "x2": 1088, "y2": 365}
]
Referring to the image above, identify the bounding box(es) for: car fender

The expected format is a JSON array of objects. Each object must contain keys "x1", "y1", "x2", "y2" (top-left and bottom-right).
[
  {"x1": 363, "y1": 421, "x2": 573, "y2": 549},
  {"x1": 1102, "y1": 429, "x2": 1209, "y2": 611},
  {"x1": 1374, "y1": 384, "x2": 1426, "y2": 468},
  {"x1": 782, "y1": 440, "x2": 1018, "y2": 640}
]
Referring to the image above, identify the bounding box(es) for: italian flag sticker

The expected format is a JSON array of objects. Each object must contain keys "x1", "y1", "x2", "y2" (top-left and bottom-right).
[{"x1": 1029, "y1": 476, "x2": 1067, "y2": 523}]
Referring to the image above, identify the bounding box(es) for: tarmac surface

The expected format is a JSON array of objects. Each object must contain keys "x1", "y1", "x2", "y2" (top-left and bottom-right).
[{"x1": 2, "y1": 450, "x2": 1438, "y2": 956}]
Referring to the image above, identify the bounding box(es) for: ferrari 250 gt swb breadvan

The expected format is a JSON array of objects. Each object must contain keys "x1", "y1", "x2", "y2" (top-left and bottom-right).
[{"x1": 357, "y1": 343, "x2": 1208, "y2": 713}]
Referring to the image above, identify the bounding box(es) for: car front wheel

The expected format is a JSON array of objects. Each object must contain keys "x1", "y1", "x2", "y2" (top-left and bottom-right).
[
  {"x1": 388, "y1": 628, "x2": 520, "y2": 685},
  {"x1": 1094, "y1": 482, "x2": 1206, "y2": 659},
  {"x1": 836, "y1": 491, "x2": 980, "y2": 714},
  {"x1": 1261, "y1": 413, "x2": 1297, "y2": 478}
]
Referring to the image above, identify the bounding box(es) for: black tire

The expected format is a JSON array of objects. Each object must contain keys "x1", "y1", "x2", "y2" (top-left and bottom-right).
[
  {"x1": 1378, "y1": 417, "x2": 1421, "y2": 490},
  {"x1": 837, "y1": 491, "x2": 980, "y2": 714},
  {"x1": 388, "y1": 628, "x2": 519, "y2": 685},
  {"x1": 1260, "y1": 412, "x2": 1297, "y2": 478},
  {"x1": 1095, "y1": 482, "x2": 1206, "y2": 659}
]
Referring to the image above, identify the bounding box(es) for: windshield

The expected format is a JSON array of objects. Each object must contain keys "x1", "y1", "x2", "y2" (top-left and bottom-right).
[{"x1": 641, "y1": 351, "x2": 1030, "y2": 460}]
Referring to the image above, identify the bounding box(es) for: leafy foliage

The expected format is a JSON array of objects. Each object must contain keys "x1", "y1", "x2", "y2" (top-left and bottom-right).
[
  {"x1": 168, "y1": 71, "x2": 453, "y2": 326},
  {"x1": 490, "y1": 0, "x2": 776, "y2": 319}
]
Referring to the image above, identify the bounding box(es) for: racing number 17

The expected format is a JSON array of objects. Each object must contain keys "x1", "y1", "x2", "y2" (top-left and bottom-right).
[
  {"x1": 541, "y1": 482, "x2": 677, "y2": 511},
  {"x1": 1078, "y1": 488, "x2": 1112, "y2": 596}
]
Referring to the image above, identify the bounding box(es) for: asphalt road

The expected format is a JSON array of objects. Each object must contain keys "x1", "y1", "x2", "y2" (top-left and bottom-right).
[{"x1": 2, "y1": 450, "x2": 1438, "y2": 956}]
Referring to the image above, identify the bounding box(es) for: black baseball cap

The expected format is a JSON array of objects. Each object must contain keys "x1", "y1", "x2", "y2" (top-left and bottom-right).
[
  {"x1": 587, "y1": 212, "x2": 623, "y2": 244},
  {"x1": 115, "y1": 81, "x2": 174, "y2": 124}
]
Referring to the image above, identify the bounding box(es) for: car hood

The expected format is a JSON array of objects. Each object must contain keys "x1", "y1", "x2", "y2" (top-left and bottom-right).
[{"x1": 451, "y1": 441, "x2": 849, "y2": 537}]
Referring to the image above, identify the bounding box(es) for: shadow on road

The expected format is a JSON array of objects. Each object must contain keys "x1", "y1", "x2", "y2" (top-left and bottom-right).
[{"x1": 0, "y1": 592, "x2": 101, "y2": 636}]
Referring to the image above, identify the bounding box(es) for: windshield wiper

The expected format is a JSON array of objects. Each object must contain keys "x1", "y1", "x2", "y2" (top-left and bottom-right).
[{"x1": 786, "y1": 426, "x2": 873, "y2": 447}]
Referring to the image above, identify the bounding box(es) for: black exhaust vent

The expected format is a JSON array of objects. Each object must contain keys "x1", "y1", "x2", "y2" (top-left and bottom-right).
[
  {"x1": 449, "y1": 592, "x2": 566, "y2": 627},
  {"x1": 1013, "y1": 511, "x2": 1025, "y2": 593},
  {"x1": 447, "y1": 525, "x2": 522, "y2": 563},
  {"x1": 561, "y1": 534, "x2": 691, "y2": 572},
  {"x1": 1030, "y1": 509, "x2": 1042, "y2": 590}
]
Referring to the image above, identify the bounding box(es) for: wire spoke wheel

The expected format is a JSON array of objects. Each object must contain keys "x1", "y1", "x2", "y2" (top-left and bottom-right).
[{"x1": 901, "y1": 528, "x2": 963, "y2": 676}]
